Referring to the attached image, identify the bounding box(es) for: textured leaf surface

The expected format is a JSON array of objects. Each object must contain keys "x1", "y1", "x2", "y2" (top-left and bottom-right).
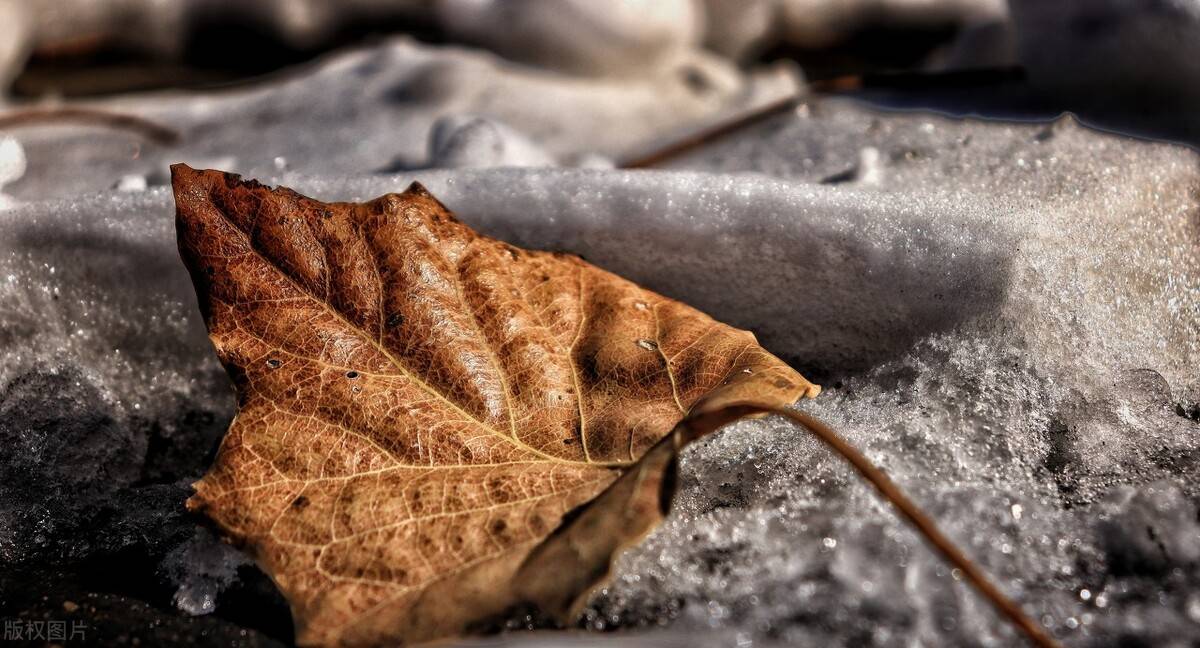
[{"x1": 173, "y1": 164, "x2": 819, "y2": 646}]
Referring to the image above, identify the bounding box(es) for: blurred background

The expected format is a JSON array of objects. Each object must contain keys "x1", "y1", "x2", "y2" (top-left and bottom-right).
[{"x1": 3, "y1": 0, "x2": 1200, "y2": 144}]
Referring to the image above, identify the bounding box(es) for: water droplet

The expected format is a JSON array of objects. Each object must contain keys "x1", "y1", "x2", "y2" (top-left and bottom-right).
[
  {"x1": 266, "y1": 359, "x2": 281, "y2": 369},
  {"x1": 346, "y1": 371, "x2": 359, "y2": 379},
  {"x1": 1079, "y1": 588, "x2": 1091, "y2": 601},
  {"x1": 636, "y1": 339, "x2": 658, "y2": 351},
  {"x1": 634, "y1": 301, "x2": 649, "y2": 310}
]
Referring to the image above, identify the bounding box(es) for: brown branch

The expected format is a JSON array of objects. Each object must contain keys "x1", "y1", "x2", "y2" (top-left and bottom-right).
[
  {"x1": 0, "y1": 107, "x2": 180, "y2": 145},
  {"x1": 619, "y1": 94, "x2": 800, "y2": 169},
  {"x1": 619, "y1": 66, "x2": 1025, "y2": 169}
]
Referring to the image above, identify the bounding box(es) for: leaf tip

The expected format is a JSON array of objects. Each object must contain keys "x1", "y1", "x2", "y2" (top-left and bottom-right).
[
  {"x1": 403, "y1": 180, "x2": 433, "y2": 197},
  {"x1": 184, "y1": 476, "x2": 217, "y2": 515},
  {"x1": 401, "y1": 180, "x2": 457, "y2": 218},
  {"x1": 184, "y1": 493, "x2": 205, "y2": 514},
  {"x1": 169, "y1": 163, "x2": 198, "y2": 195}
]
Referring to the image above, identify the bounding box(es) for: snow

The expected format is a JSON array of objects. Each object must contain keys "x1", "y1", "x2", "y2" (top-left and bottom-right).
[
  {"x1": 435, "y1": 0, "x2": 703, "y2": 76},
  {"x1": 5, "y1": 37, "x2": 797, "y2": 202},
  {"x1": 427, "y1": 115, "x2": 559, "y2": 169},
  {"x1": 0, "y1": 135, "x2": 24, "y2": 208},
  {"x1": 2, "y1": 26, "x2": 1199, "y2": 648}
]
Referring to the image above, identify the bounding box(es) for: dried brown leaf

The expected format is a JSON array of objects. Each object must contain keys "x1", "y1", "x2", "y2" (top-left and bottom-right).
[{"x1": 172, "y1": 165, "x2": 820, "y2": 646}]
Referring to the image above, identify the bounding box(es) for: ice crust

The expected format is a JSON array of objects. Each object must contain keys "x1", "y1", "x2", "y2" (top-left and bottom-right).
[
  {"x1": 1, "y1": 39, "x2": 1199, "y2": 648},
  {"x1": 161, "y1": 528, "x2": 250, "y2": 617}
]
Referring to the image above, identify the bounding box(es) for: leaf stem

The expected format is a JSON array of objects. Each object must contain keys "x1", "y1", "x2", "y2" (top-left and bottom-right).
[{"x1": 777, "y1": 408, "x2": 1061, "y2": 648}]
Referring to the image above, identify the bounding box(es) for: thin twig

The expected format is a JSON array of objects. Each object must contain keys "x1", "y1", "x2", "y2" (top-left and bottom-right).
[
  {"x1": 619, "y1": 66, "x2": 1025, "y2": 169},
  {"x1": 620, "y1": 94, "x2": 800, "y2": 169},
  {"x1": 0, "y1": 107, "x2": 180, "y2": 145}
]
